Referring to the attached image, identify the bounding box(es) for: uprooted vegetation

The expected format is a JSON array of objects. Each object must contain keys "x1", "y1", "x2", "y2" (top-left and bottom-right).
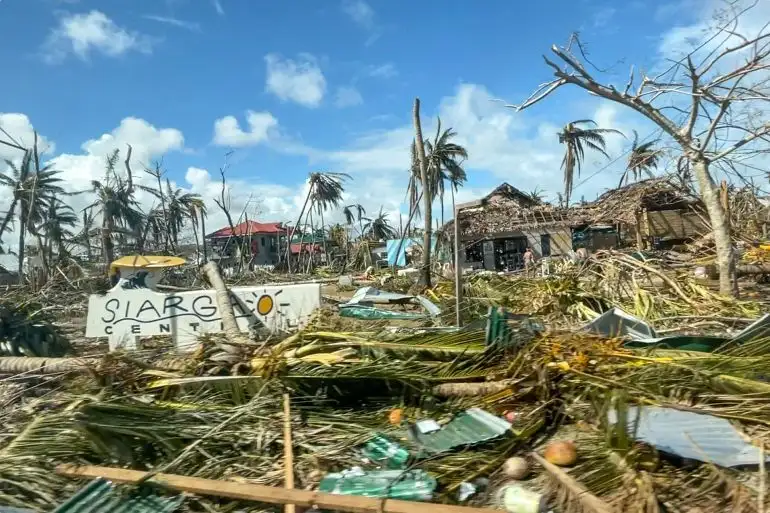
[{"x1": 1, "y1": 248, "x2": 770, "y2": 512}]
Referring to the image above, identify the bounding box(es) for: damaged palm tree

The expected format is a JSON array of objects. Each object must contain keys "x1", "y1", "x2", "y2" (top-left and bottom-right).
[{"x1": 202, "y1": 261, "x2": 252, "y2": 346}]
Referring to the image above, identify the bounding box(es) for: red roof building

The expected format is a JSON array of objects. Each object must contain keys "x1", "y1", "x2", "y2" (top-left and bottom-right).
[
  {"x1": 289, "y1": 242, "x2": 323, "y2": 255},
  {"x1": 206, "y1": 221, "x2": 286, "y2": 239}
]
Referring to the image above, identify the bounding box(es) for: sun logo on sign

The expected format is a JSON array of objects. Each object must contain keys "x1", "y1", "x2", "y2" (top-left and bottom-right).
[{"x1": 256, "y1": 294, "x2": 274, "y2": 316}]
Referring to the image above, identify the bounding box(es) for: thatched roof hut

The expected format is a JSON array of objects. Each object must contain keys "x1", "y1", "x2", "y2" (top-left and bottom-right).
[
  {"x1": 582, "y1": 178, "x2": 704, "y2": 226},
  {"x1": 449, "y1": 178, "x2": 707, "y2": 243}
]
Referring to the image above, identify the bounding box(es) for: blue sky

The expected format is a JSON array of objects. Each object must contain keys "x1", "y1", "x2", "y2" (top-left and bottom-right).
[{"x1": 0, "y1": 0, "x2": 741, "y2": 236}]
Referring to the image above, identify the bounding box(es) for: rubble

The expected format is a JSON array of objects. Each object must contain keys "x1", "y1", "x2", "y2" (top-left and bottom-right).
[{"x1": 1, "y1": 249, "x2": 769, "y2": 513}]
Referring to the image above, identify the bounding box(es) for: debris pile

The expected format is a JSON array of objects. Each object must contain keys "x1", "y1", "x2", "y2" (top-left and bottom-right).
[{"x1": 1, "y1": 253, "x2": 769, "y2": 513}]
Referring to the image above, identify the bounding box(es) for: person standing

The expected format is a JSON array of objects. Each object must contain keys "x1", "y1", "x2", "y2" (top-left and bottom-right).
[{"x1": 523, "y1": 247, "x2": 535, "y2": 275}]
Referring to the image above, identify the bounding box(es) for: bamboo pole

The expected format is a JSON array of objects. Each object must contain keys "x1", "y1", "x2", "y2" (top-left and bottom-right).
[
  {"x1": 453, "y1": 202, "x2": 462, "y2": 328},
  {"x1": 283, "y1": 393, "x2": 295, "y2": 513},
  {"x1": 56, "y1": 465, "x2": 501, "y2": 513}
]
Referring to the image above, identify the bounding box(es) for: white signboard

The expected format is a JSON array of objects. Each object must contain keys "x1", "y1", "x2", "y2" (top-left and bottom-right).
[{"x1": 86, "y1": 284, "x2": 321, "y2": 352}]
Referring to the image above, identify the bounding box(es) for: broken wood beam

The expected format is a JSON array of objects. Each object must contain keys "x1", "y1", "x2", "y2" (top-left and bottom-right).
[{"x1": 56, "y1": 464, "x2": 501, "y2": 513}]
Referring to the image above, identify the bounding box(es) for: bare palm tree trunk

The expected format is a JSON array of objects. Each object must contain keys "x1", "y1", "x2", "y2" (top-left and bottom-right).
[
  {"x1": 452, "y1": 186, "x2": 462, "y2": 327},
  {"x1": 203, "y1": 261, "x2": 251, "y2": 345},
  {"x1": 413, "y1": 98, "x2": 431, "y2": 286},
  {"x1": 102, "y1": 218, "x2": 115, "y2": 273},
  {"x1": 693, "y1": 159, "x2": 736, "y2": 296},
  {"x1": 287, "y1": 187, "x2": 313, "y2": 273},
  {"x1": 201, "y1": 214, "x2": 208, "y2": 264},
  {"x1": 440, "y1": 190, "x2": 445, "y2": 229},
  {"x1": 307, "y1": 209, "x2": 316, "y2": 273},
  {"x1": 192, "y1": 217, "x2": 201, "y2": 263},
  {"x1": 319, "y1": 208, "x2": 328, "y2": 266},
  {"x1": 17, "y1": 207, "x2": 26, "y2": 282}
]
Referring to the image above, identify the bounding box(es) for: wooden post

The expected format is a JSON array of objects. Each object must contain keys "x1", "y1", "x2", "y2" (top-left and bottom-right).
[
  {"x1": 56, "y1": 464, "x2": 501, "y2": 513},
  {"x1": 454, "y1": 205, "x2": 462, "y2": 328},
  {"x1": 635, "y1": 211, "x2": 645, "y2": 250},
  {"x1": 283, "y1": 393, "x2": 295, "y2": 513}
]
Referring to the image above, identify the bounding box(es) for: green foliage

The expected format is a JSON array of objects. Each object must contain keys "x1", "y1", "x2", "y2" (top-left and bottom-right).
[{"x1": 0, "y1": 299, "x2": 70, "y2": 357}]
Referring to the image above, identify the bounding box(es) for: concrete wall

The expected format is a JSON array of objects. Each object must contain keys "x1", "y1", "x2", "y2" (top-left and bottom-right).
[{"x1": 252, "y1": 234, "x2": 280, "y2": 265}]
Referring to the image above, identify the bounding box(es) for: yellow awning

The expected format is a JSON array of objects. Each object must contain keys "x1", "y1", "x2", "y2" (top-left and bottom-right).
[{"x1": 109, "y1": 255, "x2": 186, "y2": 273}]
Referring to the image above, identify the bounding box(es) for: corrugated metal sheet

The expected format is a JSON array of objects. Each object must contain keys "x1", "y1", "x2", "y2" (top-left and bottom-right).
[
  {"x1": 52, "y1": 478, "x2": 182, "y2": 513},
  {"x1": 410, "y1": 408, "x2": 512, "y2": 455},
  {"x1": 608, "y1": 406, "x2": 770, "y2": 467}
]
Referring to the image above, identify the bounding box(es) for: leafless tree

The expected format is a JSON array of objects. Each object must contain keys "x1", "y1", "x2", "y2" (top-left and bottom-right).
[
  {"x1": 212, "y1": 153, "x2": 243, "y2": 271},
  {"x1": 506, "y1": 0, "x2": 770, "y2": 296}
]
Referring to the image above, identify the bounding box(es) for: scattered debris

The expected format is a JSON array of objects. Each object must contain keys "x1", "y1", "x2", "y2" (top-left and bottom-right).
[{"x1": 608, "y1": 406, "x2": 770, "y2": 468}]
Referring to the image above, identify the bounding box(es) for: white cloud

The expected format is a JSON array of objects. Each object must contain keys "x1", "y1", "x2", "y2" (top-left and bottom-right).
[
  {"x1": 264, "y1": 54, "x2": 326, "y2": 108},
  {"x1": 0, "y1": 116, "x2": 188, "y2": 252},
  {"x1": 212, "y1": 111, "x2": 278, "y2": 147},
  {"x1": 341, "y1": 0, "x2": 381, "y2": 45},
  {"x1": 143, "y1": 15, "x2": 200, "y2": 32},
  {"x1": 212, "y1": 0, "x2": 225, "y2": 16},
  {"x1": 341, "y1": 0, "x2": 374, "y2": 29},
  {"x1": 367, "y1": 63, "x2": 397, "y2": 79},
  {"x1": 44, "y1": 10, "x2": 154, "y2": 63},
  {"x1": 334, "y1": 86, "x2": 363, "y2": 108},
  {"x1": 49, "y1": 118, "x2": 184, "y2": 210},
  {"x1": 305, "y1": 83, "x2": 648, "y2": 214},
  {"x1": 658, "y1": 0, "x2": 770, "y2": 69},
  {"x1": 0, "y1": 113, "x2": 56, "y2": 160}
]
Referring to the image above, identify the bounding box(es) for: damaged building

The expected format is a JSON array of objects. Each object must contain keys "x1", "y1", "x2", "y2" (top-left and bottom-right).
[{"x1": 450, "y1": 179, "x2": 708, "y2": 272}]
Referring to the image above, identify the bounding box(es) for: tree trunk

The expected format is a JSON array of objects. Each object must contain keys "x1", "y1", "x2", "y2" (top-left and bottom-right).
[
  {"x1": 634, "y1": 211, "x2": 645, "y2": 250},
  {"x1": 17, "y1": 207, "x2": 26, "y2": 282},
  {"x1": 192, "y1": 217, "x2": 201, "y2": 264},
  {"x1": 35, "y1": 233, "x2": 49, "y2": 282},
  {"x1": 0, "y1": 198, "x2": 18, "y2": 247},
  {"x1": 287, "y1": 186, "x2": 313, "y2": 273},
  {"x1": 201, "y1": 214, "x2": 208, "y2": 264},
  {"x1": 0, "y1": 357, "x2": 92, "y2": 375},
  {"x1": 440, "y1": 191, "x2": 445, "y2": 230},
  {"x1": 320, "y1": 208, "x2": 328, "y2": 266},
  {"x1": 307, "y1": 209, "x2": 316, "y2": 273},
  {"x1": 452, "y1": 187, "x2": 462, "y2": 328},
  {"x1": 413, "y1": 98, "x2": 432, "y2": 287},
  {"x1": 102, "y1": 218, "x2": 115, "y2": 272},
  {"x1": 203, "y1": 261, "x2": 251, "y2": 345},
  {"x1": 692, "y1": 159, "x2": 736, "y2": 296}
]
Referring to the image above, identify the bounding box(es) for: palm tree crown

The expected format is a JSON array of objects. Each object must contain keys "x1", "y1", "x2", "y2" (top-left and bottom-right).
[
  {"x1": 363, "y1": 207, "x2": 397, "y2": 241},
  {"x1": 406, "y1": 118, "x2": 468, "y2": 225},
  {"x1": 558, "y1": 119, "x2": 622, "y2": 206},
  {"x1": 620, "y1": 130, "x2": 661, "y2": 187}
]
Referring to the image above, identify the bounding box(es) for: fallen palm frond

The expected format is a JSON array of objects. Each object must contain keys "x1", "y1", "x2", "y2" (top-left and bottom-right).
[
  {"x1": 438, "y1": 250, "x2": 762, "y2": 330},
  {"x1": 0, "y1": 299, "x2": 71, "y2": 357}
]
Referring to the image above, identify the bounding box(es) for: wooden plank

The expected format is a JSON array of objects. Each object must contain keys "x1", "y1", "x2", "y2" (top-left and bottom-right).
[
  {"x1": 283, "y1": 394, "x2": 295, "y2": 513},
  {"x1": 56, "y1": 465, "x2": 501, "y2": 513}
]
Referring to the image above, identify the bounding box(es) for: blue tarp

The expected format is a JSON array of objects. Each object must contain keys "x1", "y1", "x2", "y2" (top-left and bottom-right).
[{"x1": 386, "y1": 237, "x2": 437, "y2": 267}]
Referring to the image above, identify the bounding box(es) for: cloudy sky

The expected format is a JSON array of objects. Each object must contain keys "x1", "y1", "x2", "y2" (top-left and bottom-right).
[{"x1": 0, "y1": 0, "x2": 765, "y2": 244}]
